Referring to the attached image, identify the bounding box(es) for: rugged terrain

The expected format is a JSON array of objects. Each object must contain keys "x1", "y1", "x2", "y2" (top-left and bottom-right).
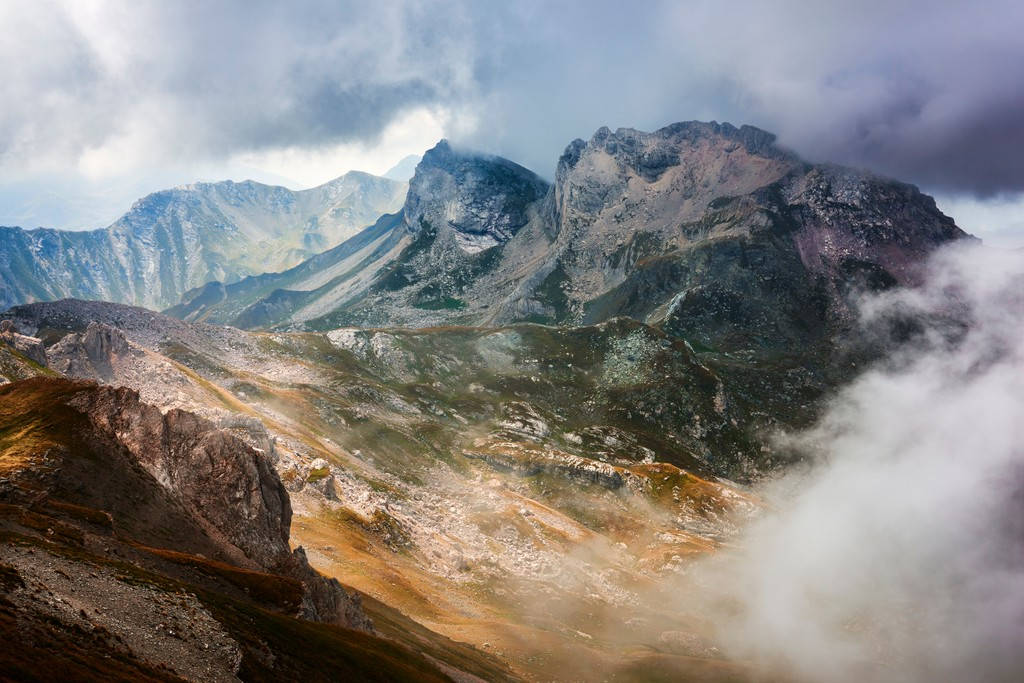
[
  {"x1": 0, "y1": 172, "x2": 406, "y2": 312},
  {"x1": 173, "y1": 122, "x2": 965, "y2": 356},
  {"x1": 0, "y1": 119, "x2": 974, "y2": 681},
  {"x1": 1, "y1": 300, "x2": 769, "y2": 680}
]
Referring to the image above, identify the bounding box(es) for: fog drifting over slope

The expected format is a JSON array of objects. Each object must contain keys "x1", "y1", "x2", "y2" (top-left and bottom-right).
[{"x1": 701, "y1": 243, "x2": 1024, "y2": 681}]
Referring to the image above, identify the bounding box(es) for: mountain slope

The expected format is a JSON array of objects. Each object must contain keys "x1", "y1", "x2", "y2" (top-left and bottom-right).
[
  {"x1": 0, "y1": 172, "x2": 407, "y2": 312},
  {"x1": 174, "y1": 122, "x2": 967, "y2": 356},
  {"x1": 170, "y1": 140, "x2": 551, "y2": 329},
  {"x1": 0, "y1": 376, "x2": 521, "y2": 681}
]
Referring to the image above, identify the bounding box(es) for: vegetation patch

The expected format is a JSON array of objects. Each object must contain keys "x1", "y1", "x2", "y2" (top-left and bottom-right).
[
  {"x1": 306, "y1": 466, "x2": 331, "y2": 483},
  {"x1": 414, "y1": 296, "x2": 466, "y2": 311}
]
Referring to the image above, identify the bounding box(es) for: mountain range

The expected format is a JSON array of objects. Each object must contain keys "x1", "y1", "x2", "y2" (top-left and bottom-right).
[
  {"x1": 169, "y1": 122, "x2": 964, "y2": 352},
  {"x1": 0, "y1": 172, "x2": 406, "y2": 312},
  {"x1": 0, "y1": 120, "x2": 974, "y2": 681}
]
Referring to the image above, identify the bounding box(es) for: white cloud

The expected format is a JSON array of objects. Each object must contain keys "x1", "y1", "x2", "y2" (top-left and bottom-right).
[
  {"x1": 232, "y1": 106, "x2": 450, "y2": 188},
  {"x1": 700, "y1": 242, "x2": 1024, "y2": 682},
  {"x1": 934, "y1": 193, "x2": 1024, "y2": 249}
]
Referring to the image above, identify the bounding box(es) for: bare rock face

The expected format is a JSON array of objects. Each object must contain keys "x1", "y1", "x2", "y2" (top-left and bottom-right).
[
  {"x1": 47, "y1": 322, "x2": 138, "y2": 381},
  {"x1": 69, "y1": 386, "x2": 293, "y2": 568},
  {"x1": 553, "y1": 121, "x2": 798, "y2": 234},
  {"x1": 0, "y1": 319, "x2": 47, "y2": 366},
  {"x1": 404, "y1": 140, "x2": 549, "y2": 253},
  {"x1": 49, "y1": 379, "x2": 369, "y2": 630},
  {"x1": 504, "y1": 121, "x2": 969, "y2": 354},
  {"x1": 176, "y1": 121, "x2": 968, "y2": 347},
  {"x1": 787, "y1": 165, "x2": 967, "y2": 285}
]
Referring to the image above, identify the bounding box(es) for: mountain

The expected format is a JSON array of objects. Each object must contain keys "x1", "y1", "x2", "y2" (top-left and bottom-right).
[
  {"x1": 0, "y1": 119, "x2": 976, "y2": 681},
  {"x1": 384, "y1": 154, "x2": 422, "y2": 181},
  {"x1": 171, "y1": 122, "x2": 966, "y2": 356},
  {"x1": 0, "y1": 172, "x2": 407, "y2": 312}
]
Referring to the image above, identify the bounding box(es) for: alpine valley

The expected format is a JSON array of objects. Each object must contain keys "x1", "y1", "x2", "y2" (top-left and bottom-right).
[{"x1": 0, "y1": 121, "x2": 973, "y2": 681}]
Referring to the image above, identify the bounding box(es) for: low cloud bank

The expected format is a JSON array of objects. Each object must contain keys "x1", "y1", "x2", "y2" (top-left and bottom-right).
[{"x1": 700, "y1": 243, "x2": 1024, "y2": 681}]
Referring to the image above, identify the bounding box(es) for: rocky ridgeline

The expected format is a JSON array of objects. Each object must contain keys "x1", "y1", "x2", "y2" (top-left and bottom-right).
[
  {"x1": 169, "y1": 120, "x2": 967, "y2": 347},
  {"x1": 403, "y1": 140, "x2": 550, "y2": 252},
  {"x1": 0, "y1": 171, "x2": 406, "y2": 311}
]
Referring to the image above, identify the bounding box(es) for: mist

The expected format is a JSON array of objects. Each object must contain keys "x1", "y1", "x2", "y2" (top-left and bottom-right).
[{"x1": 694, "y1": 242, "x2": 1024, "y2": 681}]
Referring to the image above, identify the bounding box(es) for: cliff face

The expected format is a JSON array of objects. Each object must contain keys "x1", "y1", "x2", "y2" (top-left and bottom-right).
[
  {"x1": 403, "y1": 140, "x2": 550, "y2": 252},
  {"x1": 65, "y1": 384, "x2": 293, "y2": 570},
  {"x1": 508, "y1": 122, "x2": 965, "y2": 343},
  {"x1": 0, "y1": 377, "x2": 369, "y2": 631},
  {"x1": 0, "y1": 172, "x2": 407, "y2": 312}
]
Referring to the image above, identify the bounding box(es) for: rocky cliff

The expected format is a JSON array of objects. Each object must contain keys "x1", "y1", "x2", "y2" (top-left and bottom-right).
[
  {"x1": 403, "y1": 140, "x2": 549, "y2": 252},
  {"x1": 1, "y1": 377, "x2": 368, "y2": 627},
  {"x1": 0, "y1": 377, "x2": 509, "y2": 680}
]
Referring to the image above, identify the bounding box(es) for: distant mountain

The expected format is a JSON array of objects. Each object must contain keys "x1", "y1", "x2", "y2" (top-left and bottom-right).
[
  {"x1": 383, "y1": 154, "x2": 422, "y2": 181},
  {"x1": 166, "y1": 141, "x2": 550, "y2": 327},
  {"x1": 0, "y1": 171, "x2": 407, "y2": 311},
  {"x1": 173, "y1": 121, "x2": 967, "y2": 357}
]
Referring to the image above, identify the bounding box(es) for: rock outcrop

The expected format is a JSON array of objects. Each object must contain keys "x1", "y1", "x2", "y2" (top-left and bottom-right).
[
  {"x1": 403, "y1": 140, "x2": 550, "y2": 252},
  {"x1": 48, "y1": 322, "x2": 136, "y2": 381},
  {"x1": 0, "y1": 377, "x2": 369, "y2": 630},
  {"x1": 0, "y1": 319, "x2": 47, "y2": 366}
]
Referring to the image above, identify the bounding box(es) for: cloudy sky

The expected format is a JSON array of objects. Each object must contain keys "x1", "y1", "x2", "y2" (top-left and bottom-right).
[{"x1": 1, "y1": 0, "x2": 1022, "y2": 244}]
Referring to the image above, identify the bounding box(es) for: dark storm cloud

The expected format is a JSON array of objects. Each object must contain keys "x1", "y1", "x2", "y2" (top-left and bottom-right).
[{"x1": 2, "y1": 0, "x2": 1023, "y2": 194}]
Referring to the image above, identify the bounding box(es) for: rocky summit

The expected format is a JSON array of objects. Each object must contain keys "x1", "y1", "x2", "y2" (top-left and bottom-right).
[{"x1": 170, "y1": 121, "x2": 965, "y2": 348}]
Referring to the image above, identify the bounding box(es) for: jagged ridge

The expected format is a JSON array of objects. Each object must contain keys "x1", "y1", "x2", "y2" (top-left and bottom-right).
[{"x1": 0, "y1": 172, "x2": 407, "y2": 311}]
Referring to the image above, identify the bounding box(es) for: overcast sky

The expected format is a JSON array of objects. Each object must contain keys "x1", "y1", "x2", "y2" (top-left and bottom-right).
[{"x1": 1, "y1": 0, "x2": 1022, "y2": 244}]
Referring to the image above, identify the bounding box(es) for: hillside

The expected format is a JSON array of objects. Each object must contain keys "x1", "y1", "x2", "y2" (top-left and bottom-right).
[
  {"x1": 0, "y1": 376, "x2": 517, "y2": 681},
  {"x1": 1, "y1": 300, "x2": 772, "y2": 680}
]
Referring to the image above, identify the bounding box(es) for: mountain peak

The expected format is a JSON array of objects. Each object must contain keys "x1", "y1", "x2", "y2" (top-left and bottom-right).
[
  {"x1": 383, "y1": 154, "x2": 422, "y2": 181},
  {"x1": 560, "y1": 120, "x2": 796, "y2": 178},
  {"x1": 416, "y1": 138, "x2": 472, "y2": 170},
  {"x1": 404, "y1": 140, "x2": 549, "y2": 251}
]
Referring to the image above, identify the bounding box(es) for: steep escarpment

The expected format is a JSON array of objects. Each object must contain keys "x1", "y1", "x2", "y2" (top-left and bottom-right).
[
  {"x1": 503, "y1": 122, "x2": 965, "y2": 341},
  {"x1": 402, "y1": 140, "x2": 549, "y2": 252},
  {"x1": 0, "y1": 172, "x2": 406, "y2": 312}
]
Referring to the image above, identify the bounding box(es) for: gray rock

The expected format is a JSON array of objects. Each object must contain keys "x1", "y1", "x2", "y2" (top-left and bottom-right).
[
  {"x1": 0, "y1": 320, "x2": 47, "y2": 366},
  {"x1": 172, "y1": 120, "x2": 966, "y2": 343}
]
